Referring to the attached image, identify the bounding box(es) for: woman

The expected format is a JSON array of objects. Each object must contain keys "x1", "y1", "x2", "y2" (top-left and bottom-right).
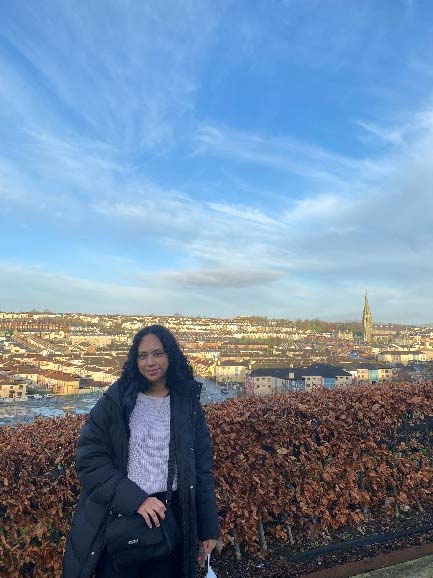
[{"x1": 63, "y1": 325, "x2": 219, "y2": 578}]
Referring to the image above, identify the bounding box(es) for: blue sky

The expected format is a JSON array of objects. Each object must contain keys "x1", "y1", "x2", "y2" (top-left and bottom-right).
[{"x1": 1, "y1": 0, "x2": 433, "y2": 323}]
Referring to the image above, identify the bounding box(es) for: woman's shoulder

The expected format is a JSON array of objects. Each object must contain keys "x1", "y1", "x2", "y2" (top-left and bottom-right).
[
  {"x1": 105, "y1": 379, "x2": 123, "y2": 402},
  {"x1": 88, "y1": 380, "x2": 123, "y2": 419},
  {"x1": 171, "y1": 378, "x2": 202, "y2": 399}
]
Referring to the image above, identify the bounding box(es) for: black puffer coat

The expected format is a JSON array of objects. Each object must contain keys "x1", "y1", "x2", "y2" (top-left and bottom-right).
[{"x1": 62, "y1": 379, "x2": 219, "y2": 578}]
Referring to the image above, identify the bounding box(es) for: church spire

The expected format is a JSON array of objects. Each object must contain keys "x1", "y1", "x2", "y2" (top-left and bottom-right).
[{"x1": 362, "y1": 291, "x2": 373, "y2": 343}]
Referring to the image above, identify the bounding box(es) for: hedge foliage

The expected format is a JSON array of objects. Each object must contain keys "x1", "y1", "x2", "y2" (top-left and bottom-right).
[{"x1": 2, "y1": 383, "x2": 433, "y2": 576}]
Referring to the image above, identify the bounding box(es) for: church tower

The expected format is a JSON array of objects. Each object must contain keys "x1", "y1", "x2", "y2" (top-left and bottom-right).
[{"x1": 362, "y1": 292, "x2": 373, "y2": 343}]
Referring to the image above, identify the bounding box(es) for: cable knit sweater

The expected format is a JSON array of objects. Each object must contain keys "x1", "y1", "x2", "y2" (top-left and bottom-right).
[{"x1": 127, "y1": 393, "x2": 177, "y2": 495}]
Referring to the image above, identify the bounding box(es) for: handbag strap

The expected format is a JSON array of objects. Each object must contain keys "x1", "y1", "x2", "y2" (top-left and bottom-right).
[{"x1": 165, "y1": 394, "x2": 176, "y2": 507}]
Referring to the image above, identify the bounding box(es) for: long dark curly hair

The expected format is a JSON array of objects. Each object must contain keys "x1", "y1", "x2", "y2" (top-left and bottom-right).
[{"x1": 119, "y1": 324, "x2": 194, "y2": 391}]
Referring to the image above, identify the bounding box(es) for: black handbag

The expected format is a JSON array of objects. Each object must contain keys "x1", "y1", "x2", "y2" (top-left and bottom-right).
[{"x1": 105, "y1": 405, "x2": 181, "y2": 567}]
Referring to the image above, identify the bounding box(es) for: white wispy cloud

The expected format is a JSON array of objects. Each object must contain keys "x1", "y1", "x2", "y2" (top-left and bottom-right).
[
  {"x1": 0, "y1": 1, "x2": 225, "y2": 150},
  {"x1": 356, "y1": 121, "x2": 405, "y2": 146},
  {"x1": 81, "y1": 105, "x2": 433, "y2": 315},
  {"x1": 207, "y1": 202, "x2": 282, "y2": 229},
  {"x1": 0, "y1": 262, "x2": 155, "y2": 313},
  {"x1": 3, "y1": 100, "x2": 433, "y2": 321},
  {"x1": 0, "y1": 1, "x2": 228, "y2": 217},
  {"x1": 195, "y1": 123, "x2": 370, "y2": 186},
  {"x1": 93, "y1": 191, "x2": 203, "y2": 236},
  {"x1": 1, "y1": 1, "x2": 433, "y2": 322}
]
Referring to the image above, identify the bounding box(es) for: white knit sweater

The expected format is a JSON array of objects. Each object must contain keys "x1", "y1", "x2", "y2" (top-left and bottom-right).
[{"x1": 127, "y1": 393, "x2": 177, "y2": 495}]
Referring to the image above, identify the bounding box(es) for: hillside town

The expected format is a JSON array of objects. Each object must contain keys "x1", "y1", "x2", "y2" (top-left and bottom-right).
[{"x1": 1, "y1": 295, "x2": 433, "y2": 403}]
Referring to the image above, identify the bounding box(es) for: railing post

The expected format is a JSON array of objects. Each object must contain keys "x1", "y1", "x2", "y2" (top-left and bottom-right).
[
  {"x1": 232, "y1": 527, "x2": 242, "y2": 560},
  {"x1": 258, "y1": 516, "x2": 267, "y2": 552}
]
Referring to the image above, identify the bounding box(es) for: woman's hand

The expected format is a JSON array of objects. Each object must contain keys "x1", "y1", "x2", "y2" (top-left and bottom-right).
[
  {"x1": 137, "y1": 497, "x2": 166, "y2": 528},
  {"x1": 198, "y1": 539, "x2": 217, "y2": 564}
]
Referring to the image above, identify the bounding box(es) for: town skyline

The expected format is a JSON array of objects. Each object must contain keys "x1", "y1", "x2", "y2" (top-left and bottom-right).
[
  {"x1": 1, "y1": 304, "x2": 432, "y2": 327},
  {"x1": 2, "y1": 305, "x2": 433, "y2": 412}
]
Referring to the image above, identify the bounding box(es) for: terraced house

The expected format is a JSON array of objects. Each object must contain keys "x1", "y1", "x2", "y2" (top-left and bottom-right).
[{"x1": 248, "y1": 364, "x2": 352, "y2": 395}]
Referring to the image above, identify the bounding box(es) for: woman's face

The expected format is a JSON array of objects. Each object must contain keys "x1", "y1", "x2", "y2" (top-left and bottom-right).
[{"x1": 137, "y1": 333, "x2": 169, "y2": 387}]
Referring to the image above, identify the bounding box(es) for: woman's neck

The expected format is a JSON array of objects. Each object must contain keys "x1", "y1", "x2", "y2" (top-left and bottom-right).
[{"x1": 146, "y1": 382, "x2": 169, "y2": 397}]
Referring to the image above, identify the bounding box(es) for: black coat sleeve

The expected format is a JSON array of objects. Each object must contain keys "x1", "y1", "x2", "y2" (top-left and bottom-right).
[
  {"x1": 76, "y1": 396, "x2": 148, "y2": 516},
  {"x1": 194, "y1": 398, "x2": 220, "y2": 541}
]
